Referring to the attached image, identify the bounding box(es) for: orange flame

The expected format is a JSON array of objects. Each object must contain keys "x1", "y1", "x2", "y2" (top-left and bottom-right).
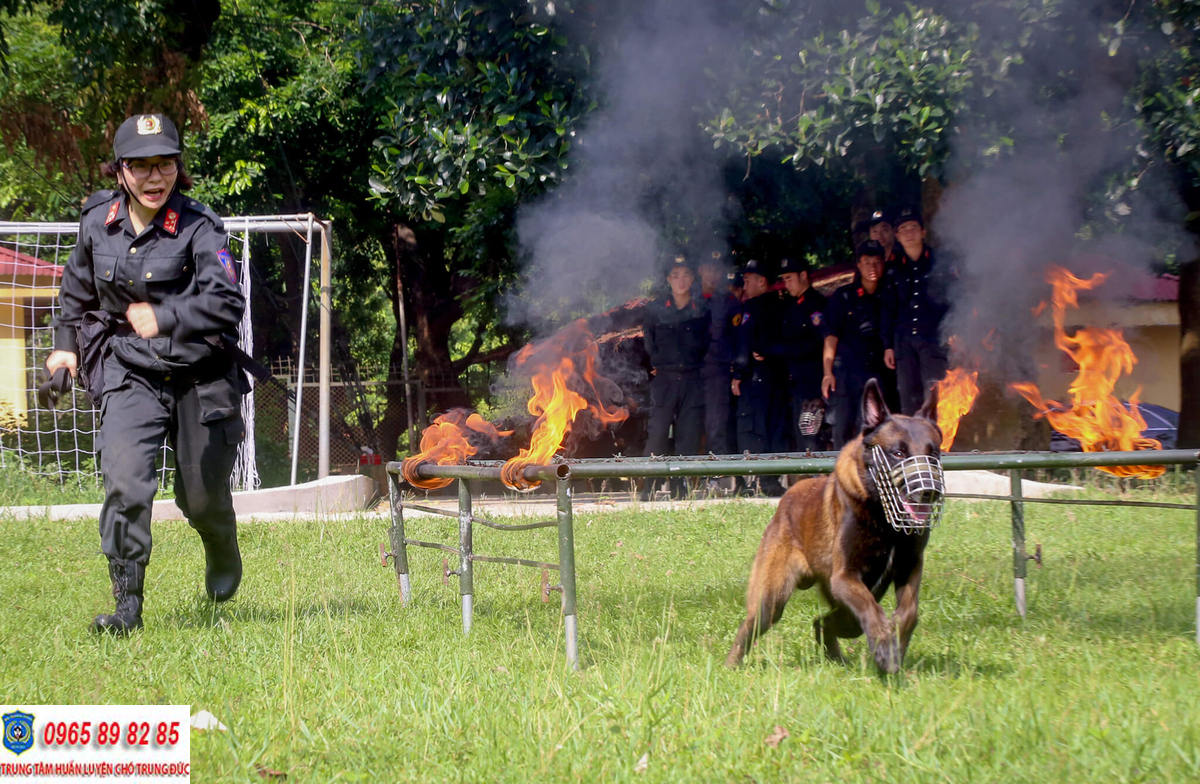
[
  {"x1": 1009, "y1": 265, "x2": 1163, "y2": 478},
  {"x1": 501, "y1": 320, "x2": 629, "y2": 491},
  {"x1": 935, "y1": 368, "x2": 980, "y2": 450},
  {"x1": 981, "y1": 328, "x2": 997, "y2": 352},
  {"x1": 402, "y1": 410, "x2": 514, "y2": 490},
  {"x1": 402, "y1": 321, "x2": 629, "y2": 491}
]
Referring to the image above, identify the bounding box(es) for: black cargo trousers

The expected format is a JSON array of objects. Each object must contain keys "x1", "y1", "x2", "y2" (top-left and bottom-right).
[{"x1": 97, "y1": 349, "x2": 245, "y2": 565}]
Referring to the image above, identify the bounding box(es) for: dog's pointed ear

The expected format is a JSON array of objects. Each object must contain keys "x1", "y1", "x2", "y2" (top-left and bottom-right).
[
  {"x1": 917, "y1": 381, "x2": 939, "y2": 423},
  {"x1": 861, "y1": 377, "x2": 890, "y2": 433}
]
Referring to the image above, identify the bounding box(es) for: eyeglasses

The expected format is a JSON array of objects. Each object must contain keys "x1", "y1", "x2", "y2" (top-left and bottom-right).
[{"x1": 120, "y1": 159, "x2": 179, "y2": 179}]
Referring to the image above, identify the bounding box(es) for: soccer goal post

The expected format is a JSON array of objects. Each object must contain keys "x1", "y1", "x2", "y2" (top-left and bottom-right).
[{"x1": 0, "y1": 213, "x2": 332, "y2": 492}]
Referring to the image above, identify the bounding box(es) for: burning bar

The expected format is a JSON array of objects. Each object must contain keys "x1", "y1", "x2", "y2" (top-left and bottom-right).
[{"x1": 392, "y1": 449, "x2": 1200, "y2": 484}]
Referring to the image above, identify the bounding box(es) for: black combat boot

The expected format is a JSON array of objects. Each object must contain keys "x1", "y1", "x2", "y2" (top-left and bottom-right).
[
  {"x1": 199, "y1": 530, "x2": 242, "y2": 602},
  {"x1": 668, "y1": 477, "x2": 689, "y2": 500},
  {"x1": 92, "y1": 559, "x2": 144, "y2": 636}
]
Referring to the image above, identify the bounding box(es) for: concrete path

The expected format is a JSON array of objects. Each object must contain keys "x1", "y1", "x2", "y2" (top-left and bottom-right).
[{"x1": 1, "y1": 470, "x2": 1077, "y2": 524}]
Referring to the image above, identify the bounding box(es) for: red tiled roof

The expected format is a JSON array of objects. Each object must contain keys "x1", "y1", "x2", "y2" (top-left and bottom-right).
[
  {"x1": 0, "y1": 246, "x2": 63, "y2": 281},
  {"x1": 806, "y1": 254, "x2": 1180, "y2": 302}
]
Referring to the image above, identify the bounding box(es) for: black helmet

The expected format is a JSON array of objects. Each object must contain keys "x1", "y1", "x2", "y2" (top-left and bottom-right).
[{"x1": 113, "y1": 114, "x2": 182, "y2": 160}]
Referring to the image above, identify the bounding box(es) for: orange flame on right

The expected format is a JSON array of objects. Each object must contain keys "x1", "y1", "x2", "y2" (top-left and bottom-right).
[
  {"x1": 500, "y1": 320, "x2": 629, "y2": 491},
  {"x1": 1009, "y1": 265, "x2": 1163, "y2": 478}
]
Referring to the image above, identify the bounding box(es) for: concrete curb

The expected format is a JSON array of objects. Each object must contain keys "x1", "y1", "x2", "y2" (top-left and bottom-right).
[{"x1": 1, "y1": 474, "x2": 377, "y2": 522}]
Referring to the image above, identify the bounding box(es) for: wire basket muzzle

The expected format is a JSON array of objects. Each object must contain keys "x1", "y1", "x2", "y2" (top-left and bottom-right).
[
  {"x1": 868, "y1": 445, "x2": 946, "y2": 533},
  {"x1": 798, "y1": 406, "x2": 824, "y2": 436}
]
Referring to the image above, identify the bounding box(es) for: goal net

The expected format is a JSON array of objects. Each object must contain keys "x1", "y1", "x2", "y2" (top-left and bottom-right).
[{"x1": 0, "y1": 214, "x2": 321, "y2": 494}]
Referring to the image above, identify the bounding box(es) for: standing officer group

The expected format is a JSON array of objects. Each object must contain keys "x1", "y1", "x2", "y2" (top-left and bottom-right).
[
  {"x1": 825, "y1": 205, "x2": 952, "y2": 431},
  {"x1": 641, "y1": 204, "x2": 953, "y2": 497}
]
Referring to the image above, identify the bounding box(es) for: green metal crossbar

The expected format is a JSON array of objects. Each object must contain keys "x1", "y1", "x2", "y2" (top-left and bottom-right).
[{"x1": 386, "y1": 449, "x2": 1200, "y2": 666}]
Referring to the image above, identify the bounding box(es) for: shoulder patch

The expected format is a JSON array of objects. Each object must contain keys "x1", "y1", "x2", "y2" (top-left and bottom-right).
[
  {"x1": 811, "y1": 311, "x2": 822, "y2": 327},
  {"x1": 104, "y1": 200, "x2": 120, "y2": 226},
  {"x1": 217, "y1": 248, "x2": 237, "y2": 284}
]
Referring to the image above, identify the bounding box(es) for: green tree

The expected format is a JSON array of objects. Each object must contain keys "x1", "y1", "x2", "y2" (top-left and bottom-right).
[
  {"x1": 1126, "y1": 0, "x2": 1200, "y2": 446},
  {"x1": 358, "y1": 0, "x2": 590, "y2": 445}
]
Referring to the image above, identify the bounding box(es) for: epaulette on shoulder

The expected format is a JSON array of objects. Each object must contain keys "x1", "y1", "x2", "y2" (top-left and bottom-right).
[
  {"x1": 181, "y1": 197, "x2": 224, "y2": 227},
  {"x1": 81, "y1": 189, "x2": 118, "y2": 214}
]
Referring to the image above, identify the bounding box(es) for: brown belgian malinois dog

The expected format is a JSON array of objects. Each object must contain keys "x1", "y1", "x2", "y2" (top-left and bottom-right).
[{"x1": 726, "y1": 378, "x2": 944, "y2": 674}]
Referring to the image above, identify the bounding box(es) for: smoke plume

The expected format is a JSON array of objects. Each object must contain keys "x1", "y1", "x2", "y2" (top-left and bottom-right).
[
  {"x1": 504, "y1": 0, "x2": 736, "y2": 332},
  {"x1": 936, "y1": 8, "x2": 1190, "y2": 384}
]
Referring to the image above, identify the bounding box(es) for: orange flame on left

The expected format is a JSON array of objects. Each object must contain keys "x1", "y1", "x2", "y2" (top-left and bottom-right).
[
  {"x1": 402, "y1": 321, "x2": 629, "y2": 492},
  {"x1": 936, "y1": 367, "x2": 979, "y2": 450},
  {"x1": 402, "y1": 410, "x2": 513, "y2": 490}
]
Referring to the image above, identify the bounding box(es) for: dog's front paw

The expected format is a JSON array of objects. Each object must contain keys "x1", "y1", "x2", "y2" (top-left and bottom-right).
[{"x1": 869, "y1": 634, "x2": 900, "y2": 674}]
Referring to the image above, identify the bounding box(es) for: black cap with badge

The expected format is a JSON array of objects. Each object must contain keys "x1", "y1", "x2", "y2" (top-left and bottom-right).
[
  {"x1": 893, "y1": 205, "x2": 923, "y2": 228},
  {"x1": 777, "y1": 256, "x2": 809, "y2": 275},
  {"x1": 113, "y1": 114, "x2": 182, "y2": 160},
  {"x1": 663, "y1": 252, "x2": 694, "y2": 276},
  {"x1": 856, "y1": 240, "x2": 886, "y2": 258},
  {"x1": 741, "y1": 257, "x2": 771, "y2": 282},
  {"x1": 867, "y1": 209, "x2": 891, "y2": 227},
  {"x1": 854, "y1": 209, "x2": 893, "y2": 233}
]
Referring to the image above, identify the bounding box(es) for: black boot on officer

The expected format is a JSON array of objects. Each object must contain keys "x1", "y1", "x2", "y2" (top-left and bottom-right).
[
  {"x1": 92, "y1": 559, "x2": 145, "y2": 636},
  {"x1": 199, "y1": 529, "x2": 242, "y2": 602}
]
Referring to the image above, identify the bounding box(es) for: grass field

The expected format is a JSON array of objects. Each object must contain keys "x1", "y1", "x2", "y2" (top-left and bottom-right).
[{"x1": 3, "y1": 486, "x2": 1199, "y2": 783}]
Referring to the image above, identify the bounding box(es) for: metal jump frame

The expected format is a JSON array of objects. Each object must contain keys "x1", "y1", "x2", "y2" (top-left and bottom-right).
[{"x1": 385, "y1": 449, "x2": 1200, "y2": 669}]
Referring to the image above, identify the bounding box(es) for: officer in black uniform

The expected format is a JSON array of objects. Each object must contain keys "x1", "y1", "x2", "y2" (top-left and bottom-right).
[
  {"x1": 696, "y1": 253, "x2": 738, "y2": 458},
  {"x1": 731, "y1": 258, "x2": 786, "y2": 495},
  {"x1": 46, "y1": 114, "x2": 248, "y2": 635},
  {"x1": 881, "y1": 206, "x2": 952, "y2": 415},
  {"x1": 822, "y1": 241, "x2": 887, "y2": 447},
  {"x1": 866, "y1": 209, "x2": 902, "y2": 268},
  {"x1": 641, "y1": 254, "x2": 710, "y2": 499},
  {"x1": 863, "y1": 208, "x2": 903, "y2": 411},
  {"x1": 765, "y1": 256, "x2": 826, "y2": 452}
]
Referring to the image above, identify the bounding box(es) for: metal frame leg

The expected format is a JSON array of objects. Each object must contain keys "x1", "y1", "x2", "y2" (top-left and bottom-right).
[
  {"x1": 387, "y1": 472, "x2": 412, "y2": 604},
  {"x1": 458, "y1": 479, "x2": 474, "y2": 635},
  {"x1": 1011, "y1": 468, "x2": 1027, "y2": 618},
  {"x1": 557, "y1": 475, "x2": 579, "y2": 669}
]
